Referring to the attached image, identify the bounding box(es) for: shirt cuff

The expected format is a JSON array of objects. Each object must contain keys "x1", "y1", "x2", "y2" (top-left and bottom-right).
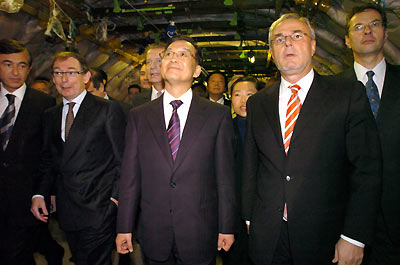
[
  {"x1": 32, "y1": 195, "x2": 44, "y2": 199},
  {"x1": 245, "y1": 220, "x2": 250, "y2": 225},
  {"x1": 340, "y1": 234, "x2": 365, "y2": 248}
]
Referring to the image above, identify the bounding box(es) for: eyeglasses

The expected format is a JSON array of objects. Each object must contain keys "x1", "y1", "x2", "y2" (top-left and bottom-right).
[
  {"x1": 160, "y1": 50, "x2": 195, "y2": 60},
  {"x1": 350, "y1": 20, "x2": 383, "y2": 32},
  {"x1": 271, "y1": 32, "x2": 309, "y2": 45},
  {"x1": 52, "y1": 71, "x2": 85, "y2": 78},
  {"x1": 146, "y1": 58, "x2": 162, "y2": 66}
]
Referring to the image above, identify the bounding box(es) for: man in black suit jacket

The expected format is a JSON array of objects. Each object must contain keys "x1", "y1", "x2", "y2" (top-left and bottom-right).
[
  {"x1": 207, "y1": 71, "x2": 231, "y2": 107},
  {"x1": 116, "y1": 36, "x2": 236, "y2": 265},
  {"x1": 343, "y1": 4, "x2": 400, "y2": 264},
  {"x1": 86, "y1": 67, "x2": 131, "y2": 117},
  {"x1": 132, "y1": 43, "x2": 167, "y2": 107},
  {"x1": 0, "y1": 39, "x2": 56, "y2": 265},
  {"x1": 242, "y1": 13, "x2": 381, "y2": 265},
  {"x1": 31, "y1": 52, "x2": 126, "y2": 265}
]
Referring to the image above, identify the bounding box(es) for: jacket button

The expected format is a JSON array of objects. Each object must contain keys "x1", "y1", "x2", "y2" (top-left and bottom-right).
[{"x1": 286, "y1": 176, "x2": 291, "y2": 181}]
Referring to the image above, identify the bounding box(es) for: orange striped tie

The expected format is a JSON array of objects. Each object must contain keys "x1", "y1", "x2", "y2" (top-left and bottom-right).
[
  {"x1": 283, "y1": 84, "x2": 301, "y2": 221},
  {"x1": 284, "y1": 84, "x2": 301, "y2": 154}
]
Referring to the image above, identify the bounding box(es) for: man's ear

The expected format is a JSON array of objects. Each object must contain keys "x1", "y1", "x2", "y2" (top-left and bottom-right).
[
  {"x1": 345, "y1": 35, "x2": 352, "y2": 49},
  {"x1": 193, "y1": 65, "x2": 202, "y2": 78},
  {"x1": 83, "y1": 71, "x2": 91, "y2": 84}
]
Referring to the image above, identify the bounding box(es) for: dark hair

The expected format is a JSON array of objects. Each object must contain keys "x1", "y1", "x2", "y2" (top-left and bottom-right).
[
  {"x1": 90, "y1": 68, "x2": 108, "y2": 90},
  {"x1": 231, "y1": 76, "x2": 258, "y2": 91},
  {"x1": 33, "y1": 76, "x2": 51, "y2": 82},
  {"x1": 207, "y1": 71, "x2": 226, "y2": 83},
  {"x1": 346, "y1": 4, "x2": 387, "y2": 34},
  {"x1": 128, "y1": 84, "x2": 141, "y2": 93},
  {"x1": 0, "y1": 39, "x2": 32, "y2": 66},
  {"x1": 165, "y1": 35, "x2": 203, "y2": 65},
  {"x1": 52, "y1": 51, "x2": 89, "y2": 73}
]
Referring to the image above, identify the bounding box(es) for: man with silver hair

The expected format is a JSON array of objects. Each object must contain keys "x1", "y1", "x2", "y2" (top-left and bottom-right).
[{"x1": 242, "y1": 13, "x2": 381, "y2": 265}]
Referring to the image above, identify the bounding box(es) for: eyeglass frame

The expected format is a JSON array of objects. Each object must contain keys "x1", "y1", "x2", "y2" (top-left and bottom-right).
[
  {"x1": 159, "y1": 49, "x2": 196, "y2": 61},
  {"x1": 349, "y1": 20, "x2": 383, "y2": 33},
  {"x1": 52, "y1": 70, "x2": 86, "y2": 78},
  {"x1": 270, "y1": 31, "x2": 311, "y2": 46}
]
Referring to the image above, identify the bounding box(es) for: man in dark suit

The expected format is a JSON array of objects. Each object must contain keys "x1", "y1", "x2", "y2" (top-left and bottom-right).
[
  {"x1": 0, "y1": 39, "x2": 57, "y2": 265},
  {"x1": 31, "y1": 51, "x2": 126, "y2": 265},
  {"x1": 116, "y1": 36, "x2": 236, "y2": 265},
  {"x1": 86, "y1": 67, "x2": 131, "y2": 117},
  {"x1": 343, "y1": 4, "x2": 400, "y2": 264},
  {"x1": 242, "y1": 13, "x2": 381, "y2": 265},
  {"x1": 207, "y1": 71, "x2": 231, "y2": 107},
  {"x1": 132, "y1": 43, "x2": 167, "y2": 107}
]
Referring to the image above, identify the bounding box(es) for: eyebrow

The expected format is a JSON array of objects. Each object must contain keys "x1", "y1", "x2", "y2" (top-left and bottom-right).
[
  {"x1": 166, "y1": 47, "x2": 192, "y2": 52},
  {"x1": 1, "y1": 59, "x2": 28, "y2": 65},
  {"x1": 353, "y1": 19, "x2": 381, "y2": 25},
  {"x1": 274, "y1": 29, "x2": 304, "y2": 37},
  {"x1": 53, "y1": 67, "x2": 80, "y2": 70}
]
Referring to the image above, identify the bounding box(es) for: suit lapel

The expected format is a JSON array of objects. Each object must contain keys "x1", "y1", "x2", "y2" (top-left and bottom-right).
[
  {"x1": 262, "y1": 83, "x2": 284, "y2": 150},
  {"x1": 62, "y1": 93, "x2": 94, "y2": 164},
  {"x1": 146, "y1": 96, "x2": 174, "y2": 168},
  {"x1": 290, "y1": 74, "x2": 330, "y2": 144},
  {"x1": 173, "y1": 95, "x2": 208, "y2": 171},
  {"x1": 377, "y1": 63, "x2": 400, "y2": 125}
]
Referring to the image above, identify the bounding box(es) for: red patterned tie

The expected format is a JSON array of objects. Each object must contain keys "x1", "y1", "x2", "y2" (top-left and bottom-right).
[
  {"x1": 167, "y1": 100, "x2": 183, "y2": 161},
  {"x1": 283, "y1": 84, "x2": 301, "y2": 221}
]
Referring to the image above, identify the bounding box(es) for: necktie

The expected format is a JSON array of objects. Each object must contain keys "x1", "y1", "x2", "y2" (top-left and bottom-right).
[
  {"x1": 65, "y1": 102, "x2": 75, "y2": 141},
  {"x1": 0, "y1": 94, "x2": 16, "y2": 151},
  {"x1": 167, "y1": 100, "x2": 183, "y2": 161},
  {"x1": 283, "y1": 84, "x2": 301, "y2": 221},
  {"x1": 284, "y1": 84, "x2": 301, "y2": 154},
  {"x1": 365, "y1": 71, "x2": 380, "y2": 119}
]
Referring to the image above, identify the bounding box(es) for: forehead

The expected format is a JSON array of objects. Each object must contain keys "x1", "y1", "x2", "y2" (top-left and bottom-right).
[
  {"x1": 140, "y1": 64, "x2": 147, "y2": 72},
  {"x1": 273, "y1": 18, "x2": 310, "y2": 35},
  {"x1": 209, "y1": 73, "x2": 225, "y2": 80},
  {"x1": 0, "y1": 51, "x2": 29, "y2": 63},
  {"x1": 350, "y1": 9, "x2": 382, "y2": 25},
  {"x1": 53, "y1": 57, "x2": 81, "y2": 69},
  {"x1": 147, "y1": 48, "x2": 164, "y2": 59},
  {"x1": 167, "y1": 40, "x2": 196, "y2": 53},
  {"x1": 233, "y1": 81, "x2": 257, "y2": 92}
]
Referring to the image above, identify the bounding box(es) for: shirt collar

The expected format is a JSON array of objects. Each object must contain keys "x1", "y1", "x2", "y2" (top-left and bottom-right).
[
  {"x1": 354, "y1": 58, "x2": 386, "y2": 82},
  {"x1": 163, "y1": 88, "x2": 193, "y2": 107},
  {"x1": 63, "y1": 89, "x2": 87, "y2": 106},
  {"x1": 280, "y1": 69, "x2": 314, "y2": 97},
  {"x1": 1, "y1": 83, "x2": 27, "y2": 101}
]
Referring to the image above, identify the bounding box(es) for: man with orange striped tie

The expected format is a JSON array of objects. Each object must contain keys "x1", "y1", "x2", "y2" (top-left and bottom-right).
[{"x1": 242, "y1": 13, "x2": 381, "y2": 265}]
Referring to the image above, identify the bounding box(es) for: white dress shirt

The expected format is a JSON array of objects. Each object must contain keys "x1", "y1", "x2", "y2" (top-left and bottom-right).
[
  {"x1": 61, "y1": 90, "x2": 87, "y2": 142},
  {"x1": 151, "y1": 85, "x2": 165, "y2": 101},
  {"x1": 279, "y1": 69, "x2": 314, "y2": 141},
  {"x1": 163, "y1": 88, "x2": 192, "y2": 139},
  {"x1": 354, "y1": 58, "x2": 386, "y2": 98},
  {"x1": 0, "y1": 83, "x2": 26, "y2": 125},
  {"x1": 209, "y1": 96, "x2": 224, "y2": 105}
]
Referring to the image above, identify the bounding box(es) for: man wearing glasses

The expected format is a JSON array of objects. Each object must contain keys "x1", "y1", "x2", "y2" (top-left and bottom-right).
[
  {"x1": 31, "y1": 52, "x2": 126, "y2": 265},
  {"x1": 342, "y1": 4, "x2": 400, "y2": 264},
  {"x1": 242, "y1": 13, "x2": 381, "y2": 265},
  {"x1": 132, "y1": 43, "x2": 167, "y2": 107},
  {"x1": 116, "y1": 36, "x2": 236, "y2": 265}
]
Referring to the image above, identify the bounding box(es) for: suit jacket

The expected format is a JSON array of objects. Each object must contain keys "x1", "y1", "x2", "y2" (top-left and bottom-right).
[
  {"x1": 117, "y1": 94, "x2": 236, "y2": 264},
  {"x1": 0, "y1": 88, "x2": 55, "y2": 226},
  {"x1": 131, "y1": 89, "x2": 151, "y2": 107},
  {"x1": 340, "y1": 64, "x2": 400, "y2": 261},
  {"x1": 109, "y1": 96, "x2": 132, "y2": 118},
  {"x1": 36, "y1": 92, "x2": 126, "y2": 231},
  {"x1": 242, "y1": 73, "x2": 382, "y2": 265}
]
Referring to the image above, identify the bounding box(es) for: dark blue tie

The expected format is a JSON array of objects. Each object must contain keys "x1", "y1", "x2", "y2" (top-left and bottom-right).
[
  {"x1": 365, "y1": 71, "x2": 380, "y2": 119},
  {"x1": 167, "y1": 100, "x2": 183, "y2": 161},
  {"x1": 0, "y1": 94, "x2": 16, "y2": 150}
]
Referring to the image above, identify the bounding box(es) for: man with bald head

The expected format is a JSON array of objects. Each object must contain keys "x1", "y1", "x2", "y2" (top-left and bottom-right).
[{"x1": 242, "y1": 13, "x2": 381, "y2": 265}]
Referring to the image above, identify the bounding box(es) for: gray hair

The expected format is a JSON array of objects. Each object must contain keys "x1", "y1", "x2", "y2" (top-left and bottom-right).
[{"x1": 268, "y1": 13, "x2": 316, "y2": 47}]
